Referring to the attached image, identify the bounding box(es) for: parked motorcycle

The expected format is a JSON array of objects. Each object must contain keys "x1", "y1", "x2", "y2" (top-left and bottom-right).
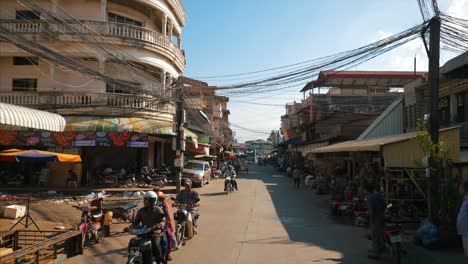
[
  {"x1": 127, "y1": 225, "x2": 167, "y2": 264},
  {"x1": 139, "y1": 166, "x2": 167, "y2": 188},
  {"x1": 170, "y1": 197, "x2": 196, "y2": 249},
  {"x1": 98, "y1": 168, "x2": 135, "y2": 187},
  {"x1": 72, "y1": 196, "x2": 105, "y2": 245},
  {"x1": 383, "y1": 204, "x2": 403, "y2": 264}
]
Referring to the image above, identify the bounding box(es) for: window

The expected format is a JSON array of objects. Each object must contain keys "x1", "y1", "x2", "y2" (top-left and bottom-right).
[
  {"x1": 108, "y1": 13, "x2": 142, "y2": 26},
  {"x1": 13, "y1": 57, "x2": 38, "y2": 65},
  {"x1": 106, "y1": 81, "x2": 140, "y2": 94},
  {"x1": 12, "y1": 79, "x2": 37, "y2": 91},
  {"x1": 16, "y1": 10, "x2": 40, "y2": 20}
]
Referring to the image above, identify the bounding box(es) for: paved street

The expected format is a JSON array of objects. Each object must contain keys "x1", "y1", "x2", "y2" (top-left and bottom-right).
[{"x1": 67, "y1": 165, "x2": 464, "y2": 264}]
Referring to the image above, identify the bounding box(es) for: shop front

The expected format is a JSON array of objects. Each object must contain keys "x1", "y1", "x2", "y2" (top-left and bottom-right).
[{"x1": 0, "y1": 116, "x2": 176, "y2": 187}]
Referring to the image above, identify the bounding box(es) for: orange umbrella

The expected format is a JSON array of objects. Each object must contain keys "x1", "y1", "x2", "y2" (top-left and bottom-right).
[{"x1": 0, "y1": 149, "x2": 81, "y2": 163}]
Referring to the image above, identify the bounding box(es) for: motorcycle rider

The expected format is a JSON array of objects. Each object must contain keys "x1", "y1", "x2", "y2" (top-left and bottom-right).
[
  {"x1": 132, "y1": 191, "x2": 166, "y2": 264},
  {"x1": 176, "y1": 179, "x2": 200, "y2": 231},
  {"x1": 156, "y1": 191, "x2": 175, "y2": 262},
  {"x1": 90, "y1": 192, "x2": 104, "y2": 213},
  {"x1": 224, "y1": 165, "x2": 238, "y2": 191}
]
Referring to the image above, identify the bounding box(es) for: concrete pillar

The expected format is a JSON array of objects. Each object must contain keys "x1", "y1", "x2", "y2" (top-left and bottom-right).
[
  {"x1": 168, "y1": 21, "x2": 173, "y2": 40},
  {"x1": 161, "y1": 69, "x2": 167, "y2": 89},
  {"x1": 177, "y1": 35, "x2": 182, "y2": 48},
  {"x1": 450, "y1": 94, "x2": 458, "y2": 123},
  {"x1": 101, "y1": 0, "x2": 107, "y2": 21},
  {"x1": 162, "y1": 15, "x2": 167, "y2": 36},
  {"x1": 148, "y1": 142, "x2": 155, "y2": 168}
]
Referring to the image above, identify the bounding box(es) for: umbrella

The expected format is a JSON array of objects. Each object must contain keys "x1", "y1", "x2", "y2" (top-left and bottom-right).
[
  {"x1": 223, "y1": 152, "x2": 235, "y2": 159},
  {"x1": 0, "y1": 149, "x2": 81, "y2": 163},
  {"x1": 194, "y1": 154, "x2": 217, "y2": 160}
]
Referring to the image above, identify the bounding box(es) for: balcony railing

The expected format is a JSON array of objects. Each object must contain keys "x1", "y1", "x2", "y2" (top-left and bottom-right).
[
  {"x1": 0, "y1": 19, "x2": 185, "y2": 66},
  {"x1": 0, "y1": 92, "x2": 174, "y2": 113}
]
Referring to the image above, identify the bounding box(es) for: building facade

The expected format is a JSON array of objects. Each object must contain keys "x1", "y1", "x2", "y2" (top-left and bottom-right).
[{"x1": 0, "y1": 0, "x2": 186, "y2": 186}]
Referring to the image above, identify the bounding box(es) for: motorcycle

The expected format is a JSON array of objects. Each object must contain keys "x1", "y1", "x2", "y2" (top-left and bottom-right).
[
  {"x1": 224, "y1": 176, "x2": 233, "y2": 194},
  {"x1": 139, "y1": 166, "x2": 168, "y2": 188},
  {"x1": 127, "y1": 225, "x2": 167, "y2": 264},
  {"x1": 72, "y1": 197, "x2": 105, "y2": 245},
  {"x1": 99, "y1": 168, "x2": 135, "y2": 187},
  {"x1": 383, "y1": 204, "x2": 403, "y2": 264},
  {"x1": 170, "y1": 197, "x2": 196, "y2": 249}
]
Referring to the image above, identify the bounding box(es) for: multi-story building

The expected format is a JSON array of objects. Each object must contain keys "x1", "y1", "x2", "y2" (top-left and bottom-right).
[
  {"x1": 0, "y1": 0, "x2": 186, "y2": 186},
  {"x1": 213, "y1": 95, "x2": 232, "y2": 147}
]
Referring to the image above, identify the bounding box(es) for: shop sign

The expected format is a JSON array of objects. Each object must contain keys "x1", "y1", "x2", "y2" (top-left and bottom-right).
[
  {"x1": 96, "y1": 131, "x2": 112, "y2": 147},
  {"x1": 53, "y1": 132, "x2": 75, "y2": 147},
  {"x1": 186, "y1": 142, "x2": 206, "y2": 154},
  {"x1": 0, "y1": 131, "x2": 17, "y2": 145},
  {"x1": 127, "y1": 133, "x2": 149, "y2": 148},
  {"x1": 40, "y1": 131, "x2": 56, "y2": 147},
  {"x1": 72, "y1": 132, "x2": 96, "y2": 147},
  {"x1": 109, "y1": 131, "x2": 132, "y2": 147},
  {"x1": 17, "y1": 131, "x2": 41, "y2": 146}
]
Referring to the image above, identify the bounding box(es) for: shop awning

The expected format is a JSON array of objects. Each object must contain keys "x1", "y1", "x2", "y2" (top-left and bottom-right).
[
  {"x1": 311, "y1": 133, "x2": 417, "y2": 153},
  {"x1": 0, "y1": 102, "x2": 65, "y2": 132},
  {"x1": 310, "y1": 127, "x2": 458, "y2": 154},
  {"x1": 64, "y1": 116, "x2": 174, "y2": 135},
  {"x1": 280, "y1": 136, "x2": 302, "y2": 146}
]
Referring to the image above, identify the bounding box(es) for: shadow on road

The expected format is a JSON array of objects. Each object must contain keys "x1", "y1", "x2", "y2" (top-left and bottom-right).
[
  {"x1": 240, "y1": 164, "x2": 378, "y2": 264},
  {"x1": 200, "y1": 192, "x2": 228, "y2": 197}
]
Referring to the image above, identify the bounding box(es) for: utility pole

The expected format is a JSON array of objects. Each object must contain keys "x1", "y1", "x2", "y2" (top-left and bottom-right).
[
  {"x1": 427, "y1": 10, "x2": 441, "y2": 217},
  {"x1": 174, "y1": 78, "x2": 185, "y2": 194}
]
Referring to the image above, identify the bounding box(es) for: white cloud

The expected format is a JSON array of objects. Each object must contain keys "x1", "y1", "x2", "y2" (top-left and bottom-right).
[{"x1": 447, "y1": 0, "x2": 468, "y2": 19}]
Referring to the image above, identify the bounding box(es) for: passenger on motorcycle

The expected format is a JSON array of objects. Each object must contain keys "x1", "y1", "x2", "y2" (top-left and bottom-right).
[
  {"x1": 156, "y1": 191, "x2": 175, "y2": 261},
  {"x1": 224, "y1": 165, "x2": 238, "y2": 191},
  {"x1": 176, "y1": 180, "x2": 200, "y2": 230},
  {"x1": 132, "y1": 191, "x2": 167, "y2": 264}
]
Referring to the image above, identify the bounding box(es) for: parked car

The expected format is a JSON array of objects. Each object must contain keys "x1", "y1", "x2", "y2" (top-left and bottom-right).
[{"x1": 182, "y1": 160, "x2": 211, "y2": 187}]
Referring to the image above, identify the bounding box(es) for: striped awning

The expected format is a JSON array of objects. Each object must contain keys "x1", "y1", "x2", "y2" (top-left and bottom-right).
[
  {"x1": 64, "y1": 116, "x2": 174, "y2": 135},
  {"x1": 0, "y1": 102, "x2": 65, "y2": 132}
]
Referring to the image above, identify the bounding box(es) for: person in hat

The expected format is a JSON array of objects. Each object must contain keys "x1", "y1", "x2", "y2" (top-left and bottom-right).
[{"x1": 176, "y1": 179, "x2": 200, "y2": 229}]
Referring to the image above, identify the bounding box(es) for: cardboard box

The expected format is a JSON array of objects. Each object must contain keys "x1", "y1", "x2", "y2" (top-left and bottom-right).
[{"x1": 3, "y1": 205, "x2": 26, "y2": 219}]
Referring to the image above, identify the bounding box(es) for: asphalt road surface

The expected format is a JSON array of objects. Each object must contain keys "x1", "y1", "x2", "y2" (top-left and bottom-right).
[{"x1": 66, "y1": 165, "x2": 459, "y2": 264}]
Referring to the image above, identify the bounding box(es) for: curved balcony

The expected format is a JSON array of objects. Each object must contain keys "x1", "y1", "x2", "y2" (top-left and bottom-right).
[
  {"x1": 0, "y1": 19, "x2": 185, "y2": 71},
  {"x1": 0, "y1": 91, "x2": 175, "y2": 117}
]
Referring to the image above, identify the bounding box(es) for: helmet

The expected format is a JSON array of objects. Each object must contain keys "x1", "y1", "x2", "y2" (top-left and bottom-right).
[
  {"x1": 144, "y1": 191, "x2": 158, "y2": 199},
  {"x1": 156, "y1": 191, "x2": 166, "y2": 200},
  {"x1": 184, "y1": 179, "x2": 192, "y2": 186},
  {"x1": 143, "y1": 191, "x2": 157, "y2": 207}
]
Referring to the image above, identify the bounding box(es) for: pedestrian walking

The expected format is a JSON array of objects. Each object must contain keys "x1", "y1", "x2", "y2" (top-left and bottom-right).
[
  {"x1": 457, "y1": 180, "x2": 468, "y2": 259},
  {"x1": 292, "y1": 168, "x2": 302, "y2": 189},
  {"x1": 363, "y1": 183, "x2": 386, "y2": 259}
]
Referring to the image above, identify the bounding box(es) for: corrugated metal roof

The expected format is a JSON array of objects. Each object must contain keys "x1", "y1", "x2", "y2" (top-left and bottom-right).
[
  {"x1": 311, "y1": 127, "x2": 458, "y2": 153},
  {"x1": 0, "y1": 102, "x2": 65, "y2": 132},
  {"x1": 301, "y1": 70, "x2": 427, "y2": 92},
  {"x1": 357, "y1": 98, "x2": 404, "y2": 140}
]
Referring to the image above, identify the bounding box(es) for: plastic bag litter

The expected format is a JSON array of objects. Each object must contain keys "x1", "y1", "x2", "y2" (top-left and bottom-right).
[
  {"x1": 415, "y1": 217, "x2": 440, "y2": 248},
  {"x1": 132, "y1": 191, "x2": 146, "y2": 197},
  {"x1": 85, "y1": 192, "x2": 96, "y2": 199}
]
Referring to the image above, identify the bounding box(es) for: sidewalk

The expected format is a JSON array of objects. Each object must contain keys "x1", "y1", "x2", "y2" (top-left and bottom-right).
[{"x1": 0, "y1": 185, "x2": 177, "y2": 195}]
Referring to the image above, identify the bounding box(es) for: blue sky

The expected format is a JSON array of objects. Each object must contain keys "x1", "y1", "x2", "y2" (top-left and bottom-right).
[{"x1": 181, "y1": 0, "x2": 466, "y2": 142}]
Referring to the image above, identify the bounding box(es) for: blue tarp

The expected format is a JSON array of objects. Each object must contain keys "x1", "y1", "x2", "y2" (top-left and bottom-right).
[
  {"x1": 15, "y1": 150, "x2": 58, "y2": 163},
  {"x1": 280, "y1": 136, "x2": 302, "y2": 146}
]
